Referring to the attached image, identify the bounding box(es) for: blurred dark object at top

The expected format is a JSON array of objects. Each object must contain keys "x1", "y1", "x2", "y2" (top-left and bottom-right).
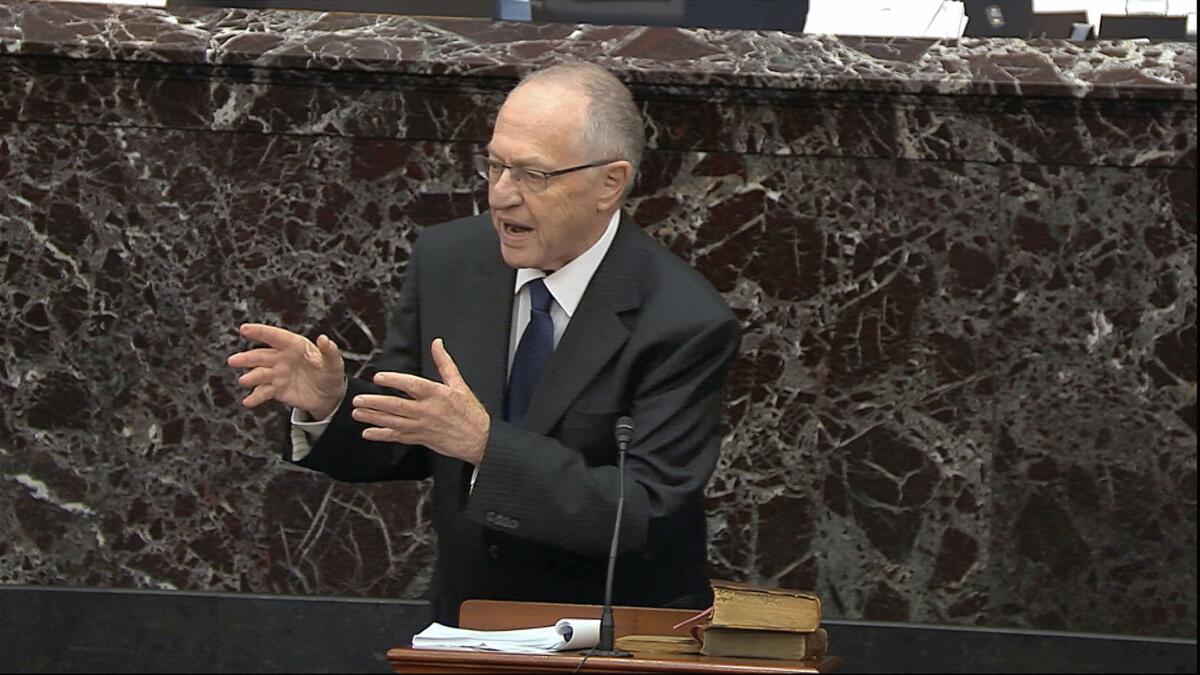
[
  {"x1": 167, "y1": 0, "x2": 496, "y2": 18},
  {"x1": 963, "y1": 0, "x2": 1035, "y2": 37},
  {"x1": 1100, "y1": 14, "x2": 1189, "y2": 40},
  {"x1": 531, "y1": 0, "x2": 810, "y2": 32}
]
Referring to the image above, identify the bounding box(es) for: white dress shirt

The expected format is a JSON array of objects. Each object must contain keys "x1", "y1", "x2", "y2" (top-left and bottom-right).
[{"x1": 289, "y1": 211, "x2": 622, "y2": 464}]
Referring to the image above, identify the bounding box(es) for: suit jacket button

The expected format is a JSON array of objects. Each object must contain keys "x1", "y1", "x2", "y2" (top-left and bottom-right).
[{"x1": 488, "y1": 544, "x2": 502, "y2": 559}]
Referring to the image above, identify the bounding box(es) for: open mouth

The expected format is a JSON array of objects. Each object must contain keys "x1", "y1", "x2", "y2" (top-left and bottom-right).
[{"x1": 503, "y1": 222, "x2": 534, "y2": 235}]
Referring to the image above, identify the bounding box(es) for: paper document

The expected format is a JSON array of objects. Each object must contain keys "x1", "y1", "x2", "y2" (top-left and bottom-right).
[
  {"x1": 806, "y1": 0, "x2": 967, "y2": 38},
  {"x1": 411, "y1": 618, "x2": 600, "y2": 654}
]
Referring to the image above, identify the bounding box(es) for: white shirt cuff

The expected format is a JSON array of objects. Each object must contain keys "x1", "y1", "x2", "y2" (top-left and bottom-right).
[{"x1": 288, "y1": 400, "x2": 340, "y2": 462}]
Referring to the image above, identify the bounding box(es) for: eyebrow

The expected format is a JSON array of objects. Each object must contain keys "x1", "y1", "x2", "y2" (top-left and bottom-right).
[{"x1": 485, "y1": 146, "x2": 547, "y2": 169}]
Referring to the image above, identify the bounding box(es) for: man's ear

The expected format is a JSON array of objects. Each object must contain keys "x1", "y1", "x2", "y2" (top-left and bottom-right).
[{"x1": 596, "y1": 161, "x2": 633, "y2": 211}]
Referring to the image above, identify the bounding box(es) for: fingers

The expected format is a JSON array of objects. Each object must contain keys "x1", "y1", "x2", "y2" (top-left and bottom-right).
[
  {"x1": 367, "y1": 340, "x2": 459, "y2": 397},
  {"x1": 229, "y1": 325, "x2": 301, "y2": 369},
  {"x1": 313, "y1": 334, "x2": 344, "y2": 368},
  {"x1": 227, "y1": 348, "x2": 278, "y2": 369},
  {"x1": 353, "y1": 409, "x2": 423, "y2": 444},
  {"x1": 362, "y1": 425, "x2": 417, "y2": 443},
  {"x1": 431, "y1": 338, "x2": 465, "y2": 388},
  {"x1": 373, "y1": 371, "x2": 441, "y2": 398},
  {"x1": 316, "y1": 331, "x2": 340, "y2": 353},
  {"x1": 352, "y1": 348, "x2": 490, "y2": 461},
  {"x1": 352, "y1": 394, "x2": 417, "y2": 418},
  {"x1": 239, "y1": 323, "x2": 302, "y2": 349},
  {"x1": 237, "y1": 366, "x2": 274, "y2": 388},
  {"x1": 241, "y1": 384, "x2": 276, "y2": 409},
  {"x1": 316, "y1": 334, "x2": 341, "y2": 359}
]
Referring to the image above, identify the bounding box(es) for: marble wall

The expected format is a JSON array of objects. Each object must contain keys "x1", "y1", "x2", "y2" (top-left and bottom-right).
[{"x1": 1, "y1": 1, "x2": 1195, "y2": 638}]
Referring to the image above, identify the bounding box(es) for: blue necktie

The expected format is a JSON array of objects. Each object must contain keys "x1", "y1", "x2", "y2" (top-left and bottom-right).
[{"x1": 505, "y1": 278, "x2": 554, "y2": 423}]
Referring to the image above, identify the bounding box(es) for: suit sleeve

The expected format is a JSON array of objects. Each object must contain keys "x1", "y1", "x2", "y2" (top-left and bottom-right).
[
  {"x1": 289, "y1": 237, "x2": 431, "y2": 483},
  {"x1": 463, "y1": 312, "x2": 740, "y2": 559}
]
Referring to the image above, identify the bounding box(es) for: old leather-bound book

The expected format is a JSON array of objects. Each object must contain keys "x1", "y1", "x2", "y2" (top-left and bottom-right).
[
  {"x1": 700, "y1": 626, "x2": 829, "y2": 660},
  {"x1": 709, "y1": 579, "x2": 822, "y2": 632}
]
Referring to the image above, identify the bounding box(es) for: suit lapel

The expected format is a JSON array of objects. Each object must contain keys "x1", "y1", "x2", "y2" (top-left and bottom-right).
[
  {"x1": 453, "y1": 231, "x2": 515, "y2": 420},
  {"x1": 521, "y1": 217, "x2": 644, "y2": 435}
]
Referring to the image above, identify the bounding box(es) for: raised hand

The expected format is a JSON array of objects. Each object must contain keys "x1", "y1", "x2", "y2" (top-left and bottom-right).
[
  {"x1": 227, "y1": 323, "x2": 347, "y2": 420},
  {"x1": 350, "y1": 338, "x2": 491, "y2": 464}
]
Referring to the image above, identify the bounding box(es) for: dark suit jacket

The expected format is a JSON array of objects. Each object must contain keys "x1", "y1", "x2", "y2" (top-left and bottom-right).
[{"x1": 295, "y1": 212, "x2": 741, "y2": 623}]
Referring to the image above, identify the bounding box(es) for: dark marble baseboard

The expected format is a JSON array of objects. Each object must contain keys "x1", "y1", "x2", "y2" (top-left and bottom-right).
[
  {"x1": 1, "y1": 585, "x2": 1194, "y2": 674},
  {"x1": 823, "y1": 617, "x2": 1198, "y2": 674},
  {"x1": 1, "y1": 0, "x2": 1195, "y2": 641},
  {"x1": 0, "y1": 585, "x2": 432, "y2": 673}
]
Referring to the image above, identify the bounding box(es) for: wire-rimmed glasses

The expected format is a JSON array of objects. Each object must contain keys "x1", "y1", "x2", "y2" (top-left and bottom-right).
[{"x1": 473, "y1": 156, "x2": 620, "y2": 193}]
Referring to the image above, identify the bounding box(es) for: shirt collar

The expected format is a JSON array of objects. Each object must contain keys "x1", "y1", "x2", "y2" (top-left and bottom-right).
[{"x1": 513, "y1": 210, "x2": 621, "y2": 318}]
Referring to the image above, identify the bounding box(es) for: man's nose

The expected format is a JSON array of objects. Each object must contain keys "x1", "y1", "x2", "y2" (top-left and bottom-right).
[{"x1": 489, "y1": 169, "x2": 523, "y2": 209}]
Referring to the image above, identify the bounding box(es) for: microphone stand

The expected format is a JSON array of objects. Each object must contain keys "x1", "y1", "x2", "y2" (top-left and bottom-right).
[{"x1": 581, "y1": 417, "x2": 634, "y2": 658}]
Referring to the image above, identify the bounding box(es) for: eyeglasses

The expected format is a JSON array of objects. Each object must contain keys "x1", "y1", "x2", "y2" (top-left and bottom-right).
[{"x1": 474, "y1": 156, "x2": 619, "y2": 194}]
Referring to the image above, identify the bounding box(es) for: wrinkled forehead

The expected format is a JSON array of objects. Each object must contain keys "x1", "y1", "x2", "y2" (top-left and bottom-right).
[
  {"x1": 504, "y1": 77, "x2": 589, "y2": 115},
  {"x1": 490, "y1": 81, "x2": 590, "y2": 163}
]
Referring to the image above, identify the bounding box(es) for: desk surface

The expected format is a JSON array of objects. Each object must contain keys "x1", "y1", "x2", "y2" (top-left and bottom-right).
[{"x1": 388, "y1": 646, "x2": 842, "y2": 673}]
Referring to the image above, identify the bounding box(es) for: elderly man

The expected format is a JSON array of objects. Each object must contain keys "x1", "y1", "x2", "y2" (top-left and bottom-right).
[{"x1": 228, "y1": 63, "x2": 740, "y2": 624}]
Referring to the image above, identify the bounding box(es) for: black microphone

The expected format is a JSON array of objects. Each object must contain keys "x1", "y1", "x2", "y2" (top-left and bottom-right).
[{"x1": 581, "y1": 415, "x2": 634, "y2": 658}]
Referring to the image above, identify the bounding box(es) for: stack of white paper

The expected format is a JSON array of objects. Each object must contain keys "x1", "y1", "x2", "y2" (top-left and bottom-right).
[
  {"x1": 806, "y1": 0, "x2": 968, "y2": 38},
  {"x1": 411, "y1": 618, "x2": 600, "y2": 654}
]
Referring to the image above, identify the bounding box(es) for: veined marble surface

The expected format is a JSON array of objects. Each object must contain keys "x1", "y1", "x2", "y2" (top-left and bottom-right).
[
  {"x1": 1, "y1": 0, "x2": 1195, "y2": 638},
  {"x1": 0, "y1": 0, "x2": 1195, "y2": 99}
]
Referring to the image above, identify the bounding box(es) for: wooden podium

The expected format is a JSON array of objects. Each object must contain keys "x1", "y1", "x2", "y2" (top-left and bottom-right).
[{"x1": 387, "y1": 600, "x2": 842, "y2": 673}]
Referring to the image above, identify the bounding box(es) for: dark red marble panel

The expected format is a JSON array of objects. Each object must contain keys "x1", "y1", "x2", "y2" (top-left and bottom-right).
[
  {"x1": 986, "y1": 165, "x2": 1197, "y2": 636},
  {"x1": 639, "y1": 156, "x2": 1002, "y2": 625},
  {"x1": 0, "y1": 121, "x2": 484, "y2": 599},
  {"x1": 2, "y1": 2, "x2": 1195, "y2": 101},
  {"x1": 4, "y1": 56, "x2": 1192, "y2": 170}
]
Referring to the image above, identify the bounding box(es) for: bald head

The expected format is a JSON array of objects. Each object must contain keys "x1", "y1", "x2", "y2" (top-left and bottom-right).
[{"x1": 509, "y1": 63, "x2": 645, "y2": 197}]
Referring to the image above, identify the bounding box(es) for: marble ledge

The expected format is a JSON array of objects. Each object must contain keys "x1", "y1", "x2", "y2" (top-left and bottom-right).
[{"x1": 0, "y1": 0, "x2": 1194, "y2": 102}]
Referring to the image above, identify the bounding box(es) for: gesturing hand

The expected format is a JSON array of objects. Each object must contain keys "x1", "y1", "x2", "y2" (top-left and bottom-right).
[
  {"x1": 227, "y1": 323, "x2": 347, "y2": 420},
  {"x1": 350, "y1": 338, "x2": 491, "y2": 465}
]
